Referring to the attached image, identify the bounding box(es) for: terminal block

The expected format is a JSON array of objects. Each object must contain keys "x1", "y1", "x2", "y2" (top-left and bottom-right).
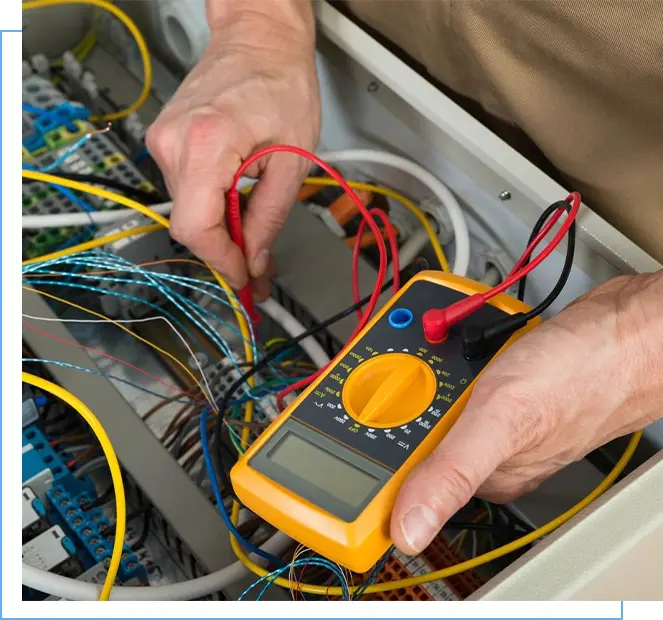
[
  {"x1": 22, "y1": 425, "x2": 88, "y2": 501},
  {"x1": 22, "y1": 487, "x2": 49, "y2": 544},
  {"x1": 46, "y1": 484, "x2": 147, "y2": 583}
]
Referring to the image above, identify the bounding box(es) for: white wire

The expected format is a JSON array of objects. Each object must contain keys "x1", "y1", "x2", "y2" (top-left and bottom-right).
[
  {"x1": 21, "y1": 312, "x2": 216, "y2": 408},
  {"x1": 318, "y1": 149, "x2": 470, "y2": 276},
  {"x1": 480, "y1": 265, "x2": 502, "y2": 287},
  {"x1": 22, "y1": 531, "x2": 292, "y2": 600},
  {"x1": 257, "y1": 297, "x2": 331, "y2": 369},
  {"x1": 21, "y1": 202, "x2": 173, "y2": 228},
  {"x1": 390, "y1": 226, "x2": 430, "y2": 278}
]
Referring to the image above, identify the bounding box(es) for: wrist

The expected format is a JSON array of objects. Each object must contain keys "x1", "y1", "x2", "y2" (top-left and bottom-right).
[
  {"x1": 206, "y1": 0, "x2": 315, "y2": 49},
  {"x1": 610, "y1": 271, "x2": 663, "y2": 433}
]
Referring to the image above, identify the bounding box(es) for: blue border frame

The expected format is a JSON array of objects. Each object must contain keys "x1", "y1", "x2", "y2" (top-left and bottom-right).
[{"x1": 5, "y1": 26, "x2": 625, "y2": 619}]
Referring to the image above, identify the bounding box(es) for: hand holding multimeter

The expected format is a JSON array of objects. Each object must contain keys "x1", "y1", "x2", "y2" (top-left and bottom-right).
[{"x1": 232, "y1": 272, "x2": 540, "y2": 571}]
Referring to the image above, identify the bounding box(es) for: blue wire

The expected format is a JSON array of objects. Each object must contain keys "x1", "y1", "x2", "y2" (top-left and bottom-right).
[
  {"x1": 21, "y1": 277, "x2": 207, "y2": 355},
  {"x1": 199, "y1": 407, "x2": 284, "y2": 566},
  {"x1": 22, "y1": 358, "x2": 192, "y2": 403},
  {"x1": 23, "y1": 163, "x2": 97, "y2": 229},
  {"x1": 23, "y1": 252, "x2": 259, "y2": 381},
  {"x1": 40, "y1": 134, "x2": 92, "y2": 173},
  {"x1": 134, "y1": 147, "x2": 149, "y2": 163},
  {"x1": 23, "y1": 103, "x2": 48, "y2": 116},
  {"x1": 29, "y1": 252, "x2": 246, "y2": 356},
  {"x1": 238, "y1": 558, "x2": 350, "y2": 601}
]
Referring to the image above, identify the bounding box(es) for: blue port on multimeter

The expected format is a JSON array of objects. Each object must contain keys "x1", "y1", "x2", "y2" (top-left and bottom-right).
[{"x1": 388, "y1": 308, "x2": 414, "y2": 329}]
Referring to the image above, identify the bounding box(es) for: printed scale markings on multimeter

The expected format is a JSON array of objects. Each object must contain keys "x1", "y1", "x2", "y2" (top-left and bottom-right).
[
  {"x1": 301, "y1": 344, "x2": 467, "y2": 470},
  {"x1": 232, "y1": 273, "x2": 537, "y2": 571}
]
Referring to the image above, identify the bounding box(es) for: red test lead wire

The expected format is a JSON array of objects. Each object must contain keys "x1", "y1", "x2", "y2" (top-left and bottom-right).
[
  {"x1": 352, "y1": 208, "x2": 400, "y2": 321},
  {"x1": 226, "y1": 145, "x2": 389, "y2": 324},
  {"x1": 224, "y1": 190, "x2": 259, "y2": 322},
  {"x1": 277, "y1": 209, "x2": 401, "y2": 411},
  {"x1": 422, "y1": 192, "x2": 582, "y2": 343}
]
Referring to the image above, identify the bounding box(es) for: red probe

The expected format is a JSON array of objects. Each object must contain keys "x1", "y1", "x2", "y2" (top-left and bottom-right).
[{"x1": 422, "y1": 192, "x2": 581, "y2": 343}]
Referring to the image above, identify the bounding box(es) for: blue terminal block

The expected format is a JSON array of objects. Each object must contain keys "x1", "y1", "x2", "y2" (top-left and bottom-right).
[
  {"x1": 46, "y1": 485, "x2": 147, "y2": 582},
  {"x1": 22, "y1": 425, "x2": 78, "y2": 495},
  {"x1": 32, "y1": 102, "x2": 91, "y2": 135},
  {"x1": 23, "y1": 103, "x2": 91, "y2": 153}
]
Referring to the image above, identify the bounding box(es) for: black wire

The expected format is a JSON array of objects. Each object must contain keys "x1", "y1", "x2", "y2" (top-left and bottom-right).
[
  {"x1": 211, "y1": 260, "x2": 427, "y2": 504},
  {"x1": 22, "y1": 172, "x2": 165, "y2": 204},
  {"x1": 472, "y1": 200, "x2": 576, "y2": 348},
  {"x1": 213, "y1": 276, "x2": 391, "y2": 485},
  {"x1": 82, "y1": 485, "x2": 113, "y2": 511},
  {"x1": 444, "y1": 520, "x2": 501, "y2": 531},
  {"x1": 130, "y1": 506, "x2": 152, "y2": 551},
  {"x1": 523, "y1": 205, "x2": 576, "y2": 320},
  {"x1": 518, "y1": 200, "x2": 575, "y2": 307},
  {"x1": 352, "y1": 545, "x2": 394, "y2": 600}
]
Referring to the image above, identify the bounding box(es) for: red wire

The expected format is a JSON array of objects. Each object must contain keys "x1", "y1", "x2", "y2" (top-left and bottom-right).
[
  {"x1": 65, "y1": 445, "x2": 97, "y2": 469},
  {"x1": 22, "y1": 321, "x2": 196, "y2": 397},
  {"x1": 483, "y1": 192, "x2": 581, "y2": 301},
  {"x1": 422, "y1": 192, "x2": 581, "y2": 343},
  {"x1": 227, "y1": 145, "x2": 388, "y2": 325},
  {"x1": 352, "y1": 208, "x2": 400, "y2": 321},
  {"x1": 508, "y1": 208, "x2": 565, "y2": 277},
  {"x1": 276, "y1": 210, "x2": 401, "y2": 411}
]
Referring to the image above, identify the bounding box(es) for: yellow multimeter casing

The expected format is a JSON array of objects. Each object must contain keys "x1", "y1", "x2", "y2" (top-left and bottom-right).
[{"x1": 231, "y1": 271, "x2": 539, "y2": 572}]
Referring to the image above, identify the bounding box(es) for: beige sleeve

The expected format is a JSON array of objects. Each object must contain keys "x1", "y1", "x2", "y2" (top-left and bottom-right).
[{"x1": 345, "y1": 0, "x2": 663, "y2": 264}]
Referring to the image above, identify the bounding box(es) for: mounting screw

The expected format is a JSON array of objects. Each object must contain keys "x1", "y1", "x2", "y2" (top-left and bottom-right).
[
  {"x1": 367, "y1": 81, "x2": 379, "y2": 93},
  {"x1": 498, "y1": 190, "x2": 512, "y2": 201}
]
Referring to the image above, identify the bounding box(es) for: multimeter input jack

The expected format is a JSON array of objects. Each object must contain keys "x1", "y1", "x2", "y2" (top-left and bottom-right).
[{"x1": 388, "y1": 308, "x2": 414, "y2": 329}]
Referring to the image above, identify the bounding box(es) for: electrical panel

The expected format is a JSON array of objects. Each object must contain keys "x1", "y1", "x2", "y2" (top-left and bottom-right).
[{"x1": 19, "y1": 0, "x2": 661, "y2": 605}]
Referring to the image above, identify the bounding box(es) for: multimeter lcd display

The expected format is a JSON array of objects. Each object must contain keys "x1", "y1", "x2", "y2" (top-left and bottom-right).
[{"x1": 267, "y1": 432, "x2": 380, "y2": 508}]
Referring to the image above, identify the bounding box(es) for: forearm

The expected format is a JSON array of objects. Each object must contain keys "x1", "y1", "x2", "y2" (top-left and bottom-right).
[
  {"x1": 206, "y1": 0, "x2": 315, "y2": 51},
  {"x1": 613, "y1": 270, "x2": 663, "y2": 434},
  {"x1": 564, "y1": 270, "x2": 663, "y2": 442}
]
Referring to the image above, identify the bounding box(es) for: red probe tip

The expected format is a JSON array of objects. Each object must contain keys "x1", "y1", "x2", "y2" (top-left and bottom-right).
[{"x1": 422, "y1": 294, "x2": 485, "y2": 343}]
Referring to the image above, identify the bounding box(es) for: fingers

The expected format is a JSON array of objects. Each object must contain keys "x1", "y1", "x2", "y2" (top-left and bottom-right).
[
  {"x1": 390, "y1": 401, "x2": 515, "y2": 555},
  {"x1": 148, "y1": 113, "x2": 250, "y2": 288},
  {"x1": 243, "y1": 152, "x2": 310, "y2": 279},
  {"x1": 252, "y1": 255, "x2": 277, "y2": 302}
]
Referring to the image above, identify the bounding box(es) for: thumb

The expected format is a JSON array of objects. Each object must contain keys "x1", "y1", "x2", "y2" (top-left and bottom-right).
[
  {"x1": 243, "y1": 152, "x2": 310, "y2": 279},
  {"x1": 390, "y1": 404, "x2": 513, "y2": 555}
]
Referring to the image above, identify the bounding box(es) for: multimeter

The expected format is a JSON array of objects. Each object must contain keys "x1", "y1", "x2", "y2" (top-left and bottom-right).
[{"x1": 231, "y1": 271, "x2": 539, "y2": 571}]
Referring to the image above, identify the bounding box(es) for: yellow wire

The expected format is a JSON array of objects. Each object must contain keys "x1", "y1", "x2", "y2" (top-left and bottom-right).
[
  {"x1": 23, "y1": 0, "x2": 152, "y2": 122},
  {"x1": 22, "y1": 224, "x2": 162, "y2": 266},
  {"x1": 303, "y1": 177, "x2": 450, "y2": 272},
  {"x1": 265, "y1": 337, "x2": 288, "y2": 349},
  {"x1": 21, "y1": 169, "x2": 257, "y2": 444},
  {"x1": 22, "y1": 372, "x2": 125, "y2": 601},
  {"x1": 22, "y1": 285, "x2": 214, "y2": 403},
  {"x1": 241, "y1": 177, "x2": 449, "y2": 272},
  {"x1": 231, "y1": 430, "x2": 643, "y2": 595}
]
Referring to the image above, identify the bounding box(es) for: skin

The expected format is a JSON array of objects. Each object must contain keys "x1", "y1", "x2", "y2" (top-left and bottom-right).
[{"x1": 147, "y1": 0, "x2": 663, "y2": 557}]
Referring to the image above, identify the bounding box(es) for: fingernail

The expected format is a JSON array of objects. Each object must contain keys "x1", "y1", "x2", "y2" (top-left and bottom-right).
[
  {"x1": 400, "y1": 505, "x2": 438, "y2": 553},
  {"x1": 251, "y1": 249, "x2": 270, "y2": 278}
]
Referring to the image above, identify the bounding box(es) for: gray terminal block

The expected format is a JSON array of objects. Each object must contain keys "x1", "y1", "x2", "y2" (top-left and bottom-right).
[
  {"x1": 22, "y1": 526, "x2": 79, "y2": 577},
  {"x1": 22, "y1": 487, "x2": 49, "y2": 544},
  {"x1": 22, "y1": 75, "x2": 67, "y2": 111}
]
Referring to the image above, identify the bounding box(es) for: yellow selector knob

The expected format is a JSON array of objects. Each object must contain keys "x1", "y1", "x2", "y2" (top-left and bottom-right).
[{"x1": 342, "y1": 353, "x2": 437, "y2": 428}]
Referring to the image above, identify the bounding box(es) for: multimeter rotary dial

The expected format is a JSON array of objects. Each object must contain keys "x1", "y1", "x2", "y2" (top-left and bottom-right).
[{"x1": 341, "y1": 353, "x2": 437, "y2": 428}]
